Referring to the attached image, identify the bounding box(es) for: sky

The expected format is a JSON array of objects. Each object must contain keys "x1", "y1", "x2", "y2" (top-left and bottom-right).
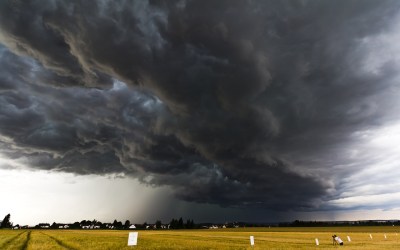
[{"x1": 1, "y1": 0, "x2": 400, "y2": 226}]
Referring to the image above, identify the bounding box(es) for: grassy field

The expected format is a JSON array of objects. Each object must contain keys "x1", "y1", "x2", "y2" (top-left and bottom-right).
[{"x1": 1, "y1": 227, "x2": 400, "y2": 249}]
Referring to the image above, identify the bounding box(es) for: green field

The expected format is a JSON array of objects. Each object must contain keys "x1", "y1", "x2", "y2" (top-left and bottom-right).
[{"x1": 1, "y1": 227, "x2": 400, "y2": 249}]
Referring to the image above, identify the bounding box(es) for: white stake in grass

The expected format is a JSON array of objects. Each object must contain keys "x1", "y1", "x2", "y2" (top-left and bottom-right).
[
  {"x1": 315, "y1": 238, "x2": 319, "y2": 246},
  {"x1": 127, "y1": 232, "x2": 138, "y2": 246},
  {"x1": 347, "y1": 236, "x2": 351, "y2": 242},
  {"x1": 369, "y1": 234, "x2": 373, "y2": 239},
  {"x1": 250, "y1": 236, "x2": 255, "y2": 246},
  {"x1": 384, "y1": 234, "x2": 387, "y2": 239}
]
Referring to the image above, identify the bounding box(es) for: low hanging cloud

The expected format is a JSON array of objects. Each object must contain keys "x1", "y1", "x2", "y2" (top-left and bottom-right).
[{"x1": 1, "y1": 0, "x2": 400, "y2": 211}]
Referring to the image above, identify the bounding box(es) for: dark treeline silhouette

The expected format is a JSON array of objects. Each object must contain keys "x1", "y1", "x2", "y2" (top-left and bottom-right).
[
  {"x1": 3, "y1": 212, "x2": 400, "y2": 230},
  {"x1": 278, "y1": 220, "x2": 400, "y2": 227},
  {"x1": 40, "y1": 218, "x2": 197, "y2": 230},
  {"x1": 1, "y1": 213, "x2": 197, "y2": 230},
  {"x1": 169, "y1": 217, "x2": 195, "y2": 229}
]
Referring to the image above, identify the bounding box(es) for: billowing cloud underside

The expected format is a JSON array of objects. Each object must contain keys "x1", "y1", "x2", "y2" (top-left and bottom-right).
[{"x1": 1, "y1": 0, "x2": 400, "y2": 211}]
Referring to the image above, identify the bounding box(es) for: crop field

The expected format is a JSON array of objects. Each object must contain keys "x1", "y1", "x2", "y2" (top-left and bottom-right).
[{"x1": 1, "y1": 227, "x2": 400, "y2": 249}]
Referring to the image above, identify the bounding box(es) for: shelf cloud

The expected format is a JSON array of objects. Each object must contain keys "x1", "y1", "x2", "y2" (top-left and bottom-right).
[{"x1": 1, "y1": 0, "x2": 400, "y2": 213}]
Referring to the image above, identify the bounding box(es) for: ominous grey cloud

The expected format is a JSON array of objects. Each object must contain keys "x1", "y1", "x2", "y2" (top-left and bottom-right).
[{"x1": 1, "y1": 0, "x2": 400, "y2": 212}]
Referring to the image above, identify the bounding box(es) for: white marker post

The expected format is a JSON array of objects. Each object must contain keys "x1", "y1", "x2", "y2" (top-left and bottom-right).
[
  {"x1": 347, "y1": 236, "x2": 351, "y2": 242},
  {"x1": 315, "y1": 238, "x2": 319, "y2": 246},
  {"x1": 250, "y1": 236, "x2": 255, "y2": 246},
  {"x1": 128, "y1": 232, "x2": 138, "y2": 246},
  {"x1": 369, "y1": 234, "x2": 373, "y2": 239},
  {"x1": 384, "y1": 234, "x2": 387, "y2": 239}
]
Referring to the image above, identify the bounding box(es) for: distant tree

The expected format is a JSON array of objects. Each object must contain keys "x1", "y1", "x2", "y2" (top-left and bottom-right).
[
  {"x1": 155, "y1": 220, "x2": 162, "y2": 229},
  {"x1": 71, "y1": 222, "x2": 80, "y2": 229},
  {"x1": 1, "y1": 214, "x2": 12, "y2": 228},
  {"x1": 81, "y1": 220, "x2": 89, "y2": 226},
  {"x1": 95, "y1": 221, "x2": 103, "y2": 227},
  {"x1": 186, "y1": 219, "x2": 194, "y2": 229},
  {"x1": 186, "y1": 219, "x2": 190, "y2": 229},
  {"x1": 124, "y1": 220, "x2": 130, "y2": 229},
  {"x1": 110, "y1": 219, "x2": 123, "y2": 229},
  {"x1": 51, "y1": 222, "x2": 57, "y2": 229},
  {"x1": 169, "y1": 219, "x2": 177, "y2": 229},
  {"x1": 178, "y1": 217, "x2": 184, "y2": 229}
]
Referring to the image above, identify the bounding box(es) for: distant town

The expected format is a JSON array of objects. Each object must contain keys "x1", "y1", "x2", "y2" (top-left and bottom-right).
[{"x1": 1, "y1": 213, "x2": 400, "y2": 230}]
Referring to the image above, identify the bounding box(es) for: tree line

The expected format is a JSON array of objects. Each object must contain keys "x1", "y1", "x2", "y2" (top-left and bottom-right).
[
  {"x1": 278, "y1": 220, "x2": 400, "y2": 227},
  {"x1": 0, "y1": 214, "x2": 197, "y2": 230}
]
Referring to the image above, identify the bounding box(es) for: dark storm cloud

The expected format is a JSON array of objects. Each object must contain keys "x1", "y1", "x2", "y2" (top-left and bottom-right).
[{"x1": 1, "y1": 0, "x2": 400, "y2": 211}]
